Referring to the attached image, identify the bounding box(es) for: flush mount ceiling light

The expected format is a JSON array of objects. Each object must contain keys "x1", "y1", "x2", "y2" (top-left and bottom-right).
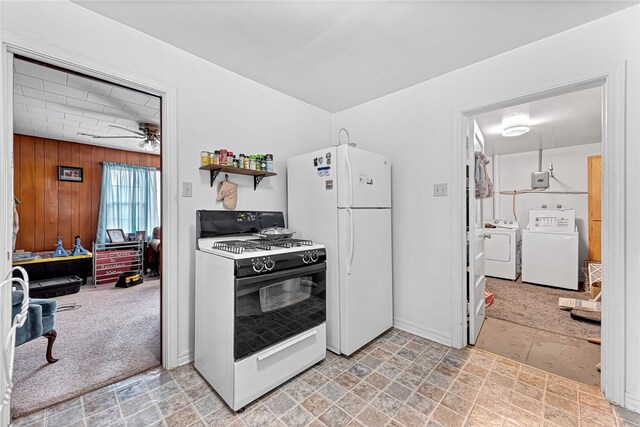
[{"x1": 501, "y1": 124, "x2": 530, "y2": 137}]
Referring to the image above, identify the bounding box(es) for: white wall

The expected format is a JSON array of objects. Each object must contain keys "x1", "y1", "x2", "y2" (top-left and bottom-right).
[
  {"x1": 485, "y1": 143, "x2": 602, "y2": 274},
  {"x1": 333, "y1": 6, "x2": 639, "y2": 408},
  {"x1": 0, "y1": 1, "x2": 332, "y2": 366}
]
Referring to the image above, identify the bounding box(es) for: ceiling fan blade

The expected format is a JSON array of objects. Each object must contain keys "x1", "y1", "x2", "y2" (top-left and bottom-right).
[
  {"x1": 77, "y1": 132, "x2": 144, "y2": 139},
  {"x1": 109, "y1": 124, "x2": 145, "y2": 136}
]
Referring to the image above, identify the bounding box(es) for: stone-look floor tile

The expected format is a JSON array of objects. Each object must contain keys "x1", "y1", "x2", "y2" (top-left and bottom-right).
[
  {"x1": 393, "y1": 404, "x2": 426, "y2": 427},
  {"x1": 148, "y1": 381, "x2": 181, "y2": 402},
  {"x1": 518, "y1": 372, "x2": 546, "y2": 390},
  {"x1": 614, "y1": 405, "x2": 640, "y2": 425},
  {"x1": 380, "y1": 341, "x2": 403, "y2": 354},
  {"x1": 332, "y1": 357, "x2": 355, "y2": 371},
  {"x1": 577, "y1": 383, "x2": 604, "y2": 398},
  {"x1": 334, "y1": 372, "x2": 360, "y2": 390},
  {"x1": 431, "y1": 404, "x2": 465, "y2": 427},
  {"x1": 405, "y1": 362, "x2": 432, "y2": 380},
  {"x1": 384, "y1": 381, "x2": 412, "y2": 402},
  {"x1": 45, "y1": 404, "x2": 84, "y2": 427},
  {"x1": 11, "y1": 410, "x2": 45, "y2": 427},
  {"x1": 116, "y1": 380, "x2": 150, "y2": 405},
  {"x1": 388, "y1": 355, "x2": 412, "y2": 370},
  {"x1": 157, "y1": 392, "x2": 191, "y2": 417},
  {"x1": 350, "y1": 382, "x2": 379, "y2": 402},
  {"x1": 355, "y1": 405, "x2": 389, "y2": 426},
  {"x1": 617, "y1": 418, "x2": 640, "y2": 427},
  {"x1": 193, "y1": 393, "x2": 224, "y2": 418},
  {"x1": 414, "y1": 355, "x2": 440, "y2": 371},
  {"x1": 84, "y1": 391, "x2": 118, "y2": 417},
  {"x1": 282, "y1": 379, "x2": 315, "y2": 402},
  {"x1": 406, "y1": 392, "x2": 437, "y2": 417},
  {"x1": 359, "y1": 355, "x2": 383, "y2": 370},
  {"x1": 468, "y1": 353, "x2": 495, "y2": 370},
  {"x1": 546, "y1": 381, "x2": 577, "y2": 401},
  {"x1": 302, "y1": 393, "x2": 332, "y2": 417},
  {"x1": 505, "y1": 404, "x2": 542, "y2": 427},
  {"x1": 145, "y1": 370, "x2": 174, "y2": 391},
  {"x1": 463, "y1": 363, "x2": 489, "y2": 379},
  {"x1": 45, "y1": 398, "x2": 83, "y2": 418},
  {"x1": 165, "y1": 404, "x2": 200, "y2": 427},
  {"x1": 377, "y1": 363, "x2": 402, "y2": 380},
  {"x1": 264, "y1": 392, "x2": 296, "y2": 417},
  {"x1": 345, "y1": 420, "x2": 365, "y2": 427},
  {"x1": 124, "y1": 405, "x2": 162, "y2": 427},
  {"x1": 513, "y1": 381, "x2": 544, "y2": 401},
  {"x1": 434, "y1": 363, "x2": 460, "y2": 379},
  {"x1": 395, "y1": 371, "x2": 422, "y2": 391},
  {"x1": 184, "y1": 383, "x2": 213, "y2": 401},
  {"x1": 475, "y1": 393, "x2": 511, "y2": 419},
  {"x1": 405, "y1": 340, "x2": 427, "y2": 354},
  {"x1": 441, "y1": 392, "x2": 473, "y2": 417},
  {"x1": 493, "y1": 363, "x2": 519, "y2": 379},
  {"x1": 449, "y1": 380, "x2": 480, "y2": 402},
  {"x1": 578, "y1": 404, "x2": 617, "y2": 426},
  {"x1": 579, "y1": 392, "x2": 613, "y2": 414},
  {"x1": 543, "y1": 405, "x2": 578, "y2": 427},
  {"x1": 302, "y1": 370, "x2": 331, "y2": 388},
  {"x1": 468, "y1": 405, "x2": 505, "y2": 427},
  {"x1": 441, "y1": 354, "x2": 465, "y2": 369},
  {"x1": 417, "y1": 381, "x2": 447, "y2": 403},
  {"x1": 364, "y1": 372, "x2": 391, "y2": 390},
  {"x1": 279, "y1": 405, "x2": 314, "y2": 427},
  {"x1": 319, "y1": 405, "x2": 353, "y2": 427},
  {"x1": 240, "y1": 405, "x2": 275, "y2": 427},
  {"x1": 487, "y1": 371, "x2": 516, "y2": 389},
  {"x1": 397, "y1": 348, "x2": 420, "y2": 361},
  {"x1": 120, "y1": 393, "x2": 153, "y2": 418},
  {"x1": 347, "y1": 363, "x2": 372, "y2": 380},
  {"x1": 519, "y1": 364, "x2": 547, "y2": 380},
  {"x1": 389, "y1": 335, "x2": 409, "y2": 346},
  {"x1": 481, "y1": 380, "x2": 511, "y2": 402},
  {"x1": 203, "y1": 407, "x2": 237, "y2": 426},
  {"x1": 457, "y1": 371, "x2": 485, "y2": 389},
  {"x1": 508, "y1": 390, "x2": 543, "y2": 416},
  {"x1": 426, "y1": 372, "x2": 454, "y2": 390},
  {"x1": 86, "y1": 406, "x2": 123, "y2": 427},
  {"x1": 335, "y1": 392, "x2": 366, "y2": 417},
  {"x1": 544, "y1": 391, "x2": 578, "y2": 415},
  {"x1": 317, "y1": 363, "x2": 344, "y2": 379},
  {"x1": 370, "y1": 392, "x2": 402, "y2": 417},
  {"x1": 319, "y1": 382, "x2": 348, "y2": 402}
]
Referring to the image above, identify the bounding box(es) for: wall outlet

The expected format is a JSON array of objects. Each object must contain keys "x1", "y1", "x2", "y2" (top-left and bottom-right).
[
  {"x1": 434, "y1": 183, "x2": 448, "y2": 197},
  {"x1": 182, "y1": 181, "x2": 193, "y2": 197}
]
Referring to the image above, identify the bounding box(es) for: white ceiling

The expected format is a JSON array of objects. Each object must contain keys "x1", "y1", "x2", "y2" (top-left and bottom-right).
[
  {"x1": 474, "y1": 86, "x2": 602, "y2": 156},
  {"x1": 73, "y1": 1, "x2": 637, "y2": 113},
  {"x1": 13, "y1": 57, "x2": 161, "y2": 154}
]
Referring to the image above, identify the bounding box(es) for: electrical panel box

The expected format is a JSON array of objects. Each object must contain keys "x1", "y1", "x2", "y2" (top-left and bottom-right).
[{"x1": 531, "y1": 171, "x2": 549, "y2": 189}]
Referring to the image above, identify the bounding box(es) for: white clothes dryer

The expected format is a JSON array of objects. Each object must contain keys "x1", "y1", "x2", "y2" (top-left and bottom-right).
[{"x1": 484, "y1": 219, "x2": 521, "y2": 281}]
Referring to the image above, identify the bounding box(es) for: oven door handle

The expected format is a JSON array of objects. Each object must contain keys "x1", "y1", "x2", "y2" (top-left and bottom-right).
[
  {"x1": 235, "y1": 262, "x2": 326, "y2": 287},
  {"x1": 257, "y1": 329, "x2": 318, "y2": 361}
]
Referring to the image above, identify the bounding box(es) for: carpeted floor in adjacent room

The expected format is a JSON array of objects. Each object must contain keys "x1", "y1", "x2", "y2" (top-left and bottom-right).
[
  {"x1": 10, "y1": 277, "x2": 161, "y2": 419},
  {"x1": 485, "y1": 276, "x2": 600, "y2": 340}
]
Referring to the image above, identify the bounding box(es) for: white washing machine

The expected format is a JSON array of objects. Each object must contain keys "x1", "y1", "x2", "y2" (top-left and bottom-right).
[
  {"x1": 522, "y1": 208, "x2": 579, "y2": 290},
  {"x1": 484, "y1": 219, "x2": 521, "y2": 281}
]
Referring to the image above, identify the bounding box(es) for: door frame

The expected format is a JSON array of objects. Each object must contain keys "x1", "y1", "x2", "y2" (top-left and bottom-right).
[
  {"x1": 0, "y1": 37, "x2": 180, "y2": 376},
  {"x1": 450, "y1": 62, "x2": 627, "y2": 405}
]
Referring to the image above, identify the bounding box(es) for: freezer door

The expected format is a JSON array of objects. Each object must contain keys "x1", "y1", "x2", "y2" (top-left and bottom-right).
[
  {"x1": 337, "y1": 145, "x2": 391, "y2": 208},
  {"x1": 337, "y1": 208, "x2": 393, "y2": 355}
]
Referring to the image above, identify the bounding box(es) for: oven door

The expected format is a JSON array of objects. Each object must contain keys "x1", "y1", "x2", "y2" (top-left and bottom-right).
[{"x1": 234, "y1": 262, "x2": 326, "y2": 360}]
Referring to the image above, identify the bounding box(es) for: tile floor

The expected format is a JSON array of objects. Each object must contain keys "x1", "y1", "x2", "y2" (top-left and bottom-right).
[
  {"x1": 12, "y1": 328, "x2": 638, "y2": 427},
  {"x1": 476, "y1": 318, "x2": 601, "y2": 387}
]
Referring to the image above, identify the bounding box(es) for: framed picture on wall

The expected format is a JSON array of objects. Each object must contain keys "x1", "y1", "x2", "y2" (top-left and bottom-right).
[
  {"x1": 58, "y1": 165, "x2": 83, "y2": 182},
  {"x1": 106, "y1": 229, "x2": 126, "y2": 243},
  {"x1": 135, "y1": 231, "x2": 146, "y2": 241}
]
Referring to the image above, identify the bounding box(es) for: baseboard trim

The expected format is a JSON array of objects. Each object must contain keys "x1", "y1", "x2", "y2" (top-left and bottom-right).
[
  {"x1": 393, "y1": 317, "x2": 452, "y2": 347},
  {"x1": 177, "y1": 350, "x2": 194, "y2": 366},
  {"x1": 625, "y1": 392, "x2": 640, "y2": 413}
]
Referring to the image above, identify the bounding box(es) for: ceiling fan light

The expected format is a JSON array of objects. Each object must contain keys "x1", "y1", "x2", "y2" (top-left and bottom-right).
[{"x1": 501, "y1": 124, "x2": 530, "y2": 137}]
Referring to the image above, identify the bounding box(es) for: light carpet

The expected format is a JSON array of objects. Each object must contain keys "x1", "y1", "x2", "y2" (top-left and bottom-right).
[
  {"x1": 11, "y1": 278, "x2": 161, "y2": 418},
  {"x1": 485, "y1": 276, "x2": 601, "y2": 341}
]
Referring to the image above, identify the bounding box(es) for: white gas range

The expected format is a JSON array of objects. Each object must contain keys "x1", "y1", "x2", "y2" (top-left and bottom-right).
[{"x1": 194, "y1": 210, "x2": 326, "y2": 412}]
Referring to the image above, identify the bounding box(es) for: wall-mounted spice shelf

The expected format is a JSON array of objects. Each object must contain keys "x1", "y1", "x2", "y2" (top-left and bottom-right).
[{"x1": 199, "y1": 165, "x2": 277, "y2": 190}]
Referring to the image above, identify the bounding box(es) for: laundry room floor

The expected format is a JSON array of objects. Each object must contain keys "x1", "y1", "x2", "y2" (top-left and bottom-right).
[{"x1": 475, "y1": 318, "x2": 601, "y2": 387}]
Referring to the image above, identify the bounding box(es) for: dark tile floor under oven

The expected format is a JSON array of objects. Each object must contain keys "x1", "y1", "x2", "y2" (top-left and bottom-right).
[{"x1": 12, "y1": 328, "x2": 636, "y2": 427}]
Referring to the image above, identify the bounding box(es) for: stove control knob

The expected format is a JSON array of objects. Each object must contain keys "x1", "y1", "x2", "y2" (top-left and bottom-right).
[
  {"x1": 310, "y1": 251, "x2": 319, "y2": 262},
  {"x1": 302, "y1": 253, "x2": 311, "y2": 264},
  {"x1": 264, "y1": 258, "x2": 275, "y2": 271},
  {"x1": 253, "y1": 260, "x2": 265, "y2": 273}
]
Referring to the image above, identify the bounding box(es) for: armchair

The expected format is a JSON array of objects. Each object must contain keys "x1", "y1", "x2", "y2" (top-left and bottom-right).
[
  {"x1": 146, "y1": 226, "x2": 161, "y2": 277},
  {"x1": 12, "y1": 290, "x2": 58, "y2": 363}
]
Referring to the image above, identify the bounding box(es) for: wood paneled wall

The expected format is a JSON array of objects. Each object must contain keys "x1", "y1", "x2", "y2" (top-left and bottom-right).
[{"x1": 13, "y1": 134, "x2": 161, "y2": 253}]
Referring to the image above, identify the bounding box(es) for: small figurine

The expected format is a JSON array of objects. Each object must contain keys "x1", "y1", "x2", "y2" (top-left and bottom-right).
[
  {"x1": 71, "y1": 235, "x2": 89, "y2": 256},
  {"x1": 52, "y1": 236, "x2": 69, "y2": 257}
]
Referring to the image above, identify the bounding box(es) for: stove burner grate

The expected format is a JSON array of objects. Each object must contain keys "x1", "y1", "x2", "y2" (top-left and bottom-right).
[
  {"x1": 212, "y1": 240, "x2": 272, "y2": 254},
  {"x1": 249, "y1": 238, "x2": 313, "y2": 248}
]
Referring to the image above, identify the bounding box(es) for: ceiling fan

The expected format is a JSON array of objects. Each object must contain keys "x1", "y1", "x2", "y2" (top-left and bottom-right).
[{"x1": 78, "y1": 122, "x2": 160, "y2": 151}]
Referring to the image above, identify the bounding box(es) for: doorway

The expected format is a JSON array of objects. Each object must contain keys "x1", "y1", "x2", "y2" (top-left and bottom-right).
[
  {"x1": 9, "y1": 56, "x2": 163, "y2": 418},
  {"x1": 466, "y1": 86, "x2": 603, "y2": 387}
]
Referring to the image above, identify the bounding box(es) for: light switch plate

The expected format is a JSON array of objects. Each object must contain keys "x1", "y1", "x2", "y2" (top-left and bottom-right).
[
  {"x1": 182, "y1": 181, "x2": 193, "y2": 197},
  {"x1": 434, "y1": 183, "x2": 448, "y2": 197}
]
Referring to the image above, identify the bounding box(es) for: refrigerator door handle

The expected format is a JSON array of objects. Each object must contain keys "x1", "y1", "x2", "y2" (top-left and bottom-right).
[
  {"x1": 347, "y1": 208, "x2": 354, "y2": 275},
  {"x1": 345, "y1": 146, "x2": 353, "y2": 207}
]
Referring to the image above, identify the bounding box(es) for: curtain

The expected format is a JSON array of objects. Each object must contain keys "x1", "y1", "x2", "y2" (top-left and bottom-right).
[{"x1": 96, "y1": 162, "x2": 159, "y2": 244}]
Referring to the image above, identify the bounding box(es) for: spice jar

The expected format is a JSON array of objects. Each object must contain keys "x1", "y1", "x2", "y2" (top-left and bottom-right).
[
  {"x1": 265, "y1": 154, "x2": 273, "y2": 172},
  {"x1": 227, "y1": 152, "x2": 234, "y2": 166},
  {"x1": 237, "y1": 154, "x2": 245, "y2": 169},
  {"x1": 244, "y1": 155, "x2": 250, "y2": 169},
  {"x1": 201, "y1": 151, "x2": 210, "y2": 166},
  {"x1": 212, "y1": 150, "x2": 220, "y2": 165},
  {"x1": 249, "y1": 155, "x2": 257, "y2": 170},
  {"x1": 260, "y1": 156, "x2": 267, "y2": 171},
  {"x1": 220, "y1": 149, "x2": 228, "y2": 165}
]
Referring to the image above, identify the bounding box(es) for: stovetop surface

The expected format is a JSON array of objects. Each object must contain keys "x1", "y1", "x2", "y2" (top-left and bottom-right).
[{"x1": 198, "y1": 235, "x2": 325, "y2": 260}]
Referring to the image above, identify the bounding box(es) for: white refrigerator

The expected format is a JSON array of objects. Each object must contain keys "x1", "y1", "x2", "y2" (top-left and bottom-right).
[{"x1": 287, "y1": 144, "x2": 392, "y2": 355}]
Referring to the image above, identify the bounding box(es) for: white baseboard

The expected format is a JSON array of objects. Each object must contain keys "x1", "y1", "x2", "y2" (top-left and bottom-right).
[
  {"x1": 393, "y1": 317, "x2": 452, "y2": 347},
  {"x1": 626, "y1": 392, "x2": 640, "y2": 413},
  {"x1": 177, "y1": 350, "x2": 194, "y2": 366}
]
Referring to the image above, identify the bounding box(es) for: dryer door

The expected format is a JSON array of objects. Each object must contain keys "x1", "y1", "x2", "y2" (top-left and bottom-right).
[{"x1": 485, "y1": 232, "x2": 512, "y2": 262}]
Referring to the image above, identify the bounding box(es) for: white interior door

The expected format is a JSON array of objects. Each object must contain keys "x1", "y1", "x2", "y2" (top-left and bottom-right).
[{"x1": 468, "y1": 119, "x2": 486, "y2": 345}]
